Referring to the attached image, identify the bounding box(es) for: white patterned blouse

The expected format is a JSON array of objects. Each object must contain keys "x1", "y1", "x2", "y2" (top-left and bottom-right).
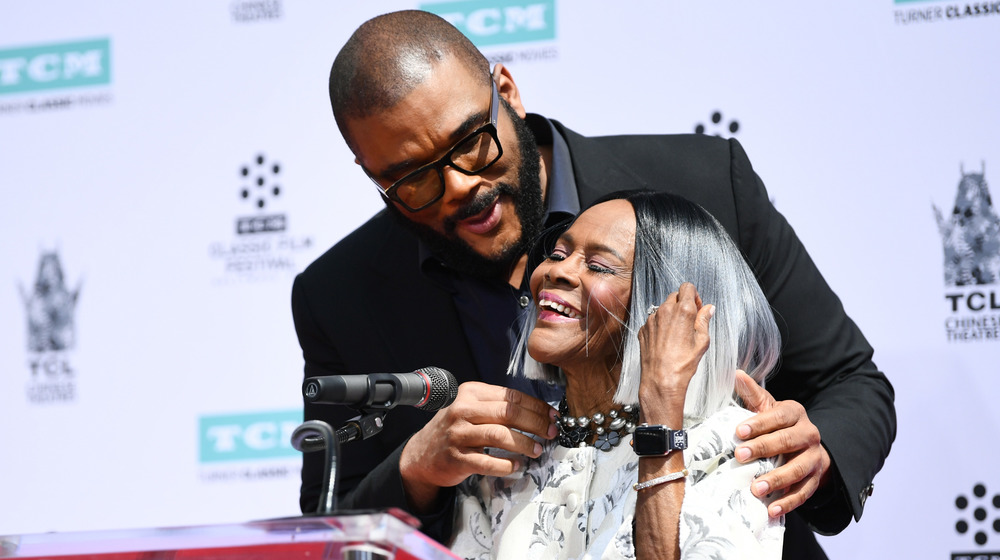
[{"x1": 450, "y1": 404, "x2": 784, "y2": 559}]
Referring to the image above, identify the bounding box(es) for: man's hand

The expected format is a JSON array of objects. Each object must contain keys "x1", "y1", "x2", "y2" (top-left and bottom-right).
[
  {"x1": 734, "y1": 371, "x2": 831, "y2": 518},
  {"x1": 398, "y1": 381, "x2": 558, "y2": 512}
]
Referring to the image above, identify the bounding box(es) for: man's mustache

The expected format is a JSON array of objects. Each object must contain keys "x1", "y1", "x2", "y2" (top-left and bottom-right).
[{"x1": 443, "y1": 184, "x2": 514, "y2": 234}]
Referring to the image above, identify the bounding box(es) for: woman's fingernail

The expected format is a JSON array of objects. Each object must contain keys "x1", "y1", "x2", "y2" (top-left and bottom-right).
[
  {"x1": 737, "y1": 424, "x2": 751, "y2": 438},
  {"x1": 533, "y1": 442, "x2": 543, "y2": 456},
  {"x1": 548, "y1": 424, "x2": 558, "y2": 438},
  {"x1": 769, "y1": 504, "x2": 782, "y2": 517},
  {"x1": 736, "y1": 447, "x2": 751, "y2": 461},
  {"x1": 754, "y1": 481, "x2": 770, "y2": 495}
]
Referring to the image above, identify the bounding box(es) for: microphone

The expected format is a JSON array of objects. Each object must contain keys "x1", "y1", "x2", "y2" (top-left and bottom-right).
[{"x1": 303, "y1": 367, "x2": 458, "y2": 411}]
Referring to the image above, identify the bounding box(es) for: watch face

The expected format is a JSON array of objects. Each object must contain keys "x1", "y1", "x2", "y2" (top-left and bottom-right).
[
  {"x1": 633, "y1": 426, "x2": 687, "y2": 455},
  {"x1": 633, "y1": 427, "x2": 667, "y2": 456}
]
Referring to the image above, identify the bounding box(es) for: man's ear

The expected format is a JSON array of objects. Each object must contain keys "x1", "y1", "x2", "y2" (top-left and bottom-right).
[{"x1": 493, "y1": 63, "x2": 527, "y2": 118}]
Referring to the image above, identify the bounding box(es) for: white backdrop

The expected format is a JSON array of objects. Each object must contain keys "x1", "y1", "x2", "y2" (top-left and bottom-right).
[{"x1": 2, "y1": 1, "x2": 998, "y2": 558}]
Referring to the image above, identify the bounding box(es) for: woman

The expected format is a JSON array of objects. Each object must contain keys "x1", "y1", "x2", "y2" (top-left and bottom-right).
[{"x1": 450, "y1": 190, "x2": 784, "y2": 559}]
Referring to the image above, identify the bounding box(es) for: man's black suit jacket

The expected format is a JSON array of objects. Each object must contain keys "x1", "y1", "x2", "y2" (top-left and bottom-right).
[{"x1": 292, "y1": 119, "x2": 896, "y2": 555}]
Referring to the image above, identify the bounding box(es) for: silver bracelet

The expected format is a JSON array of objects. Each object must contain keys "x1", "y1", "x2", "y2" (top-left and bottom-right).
[{"x1": 633, "y1": 468, "x2": 688, "y2": 491}]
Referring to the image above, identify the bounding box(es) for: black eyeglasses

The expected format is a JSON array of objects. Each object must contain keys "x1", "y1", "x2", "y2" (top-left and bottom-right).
[{"x1": 363, "y1": 79, "x2": 503, "y2": 212}]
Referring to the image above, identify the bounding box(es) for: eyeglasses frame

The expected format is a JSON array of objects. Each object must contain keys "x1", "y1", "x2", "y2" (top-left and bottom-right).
[{"x1": 362, "y1": 78, "x2": 502, "y2": 212}]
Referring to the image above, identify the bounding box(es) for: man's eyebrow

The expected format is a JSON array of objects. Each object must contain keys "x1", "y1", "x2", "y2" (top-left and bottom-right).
[{"x1": 376, "y1": 109, "x2": 489, "y2": 180}]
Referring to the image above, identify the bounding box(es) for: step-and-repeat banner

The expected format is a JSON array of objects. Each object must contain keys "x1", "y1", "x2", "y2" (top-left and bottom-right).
[{"x1": 1, "y1": 1, "x2": 997, "y2": 558}]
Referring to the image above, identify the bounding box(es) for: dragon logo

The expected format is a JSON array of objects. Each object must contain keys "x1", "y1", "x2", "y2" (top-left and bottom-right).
[
  {"x1": 20, "y1": 251, "x2": 81, "y2": 352},
  {"x1": 933, "y1": 163, "x2": 1000, "y2": 286}
]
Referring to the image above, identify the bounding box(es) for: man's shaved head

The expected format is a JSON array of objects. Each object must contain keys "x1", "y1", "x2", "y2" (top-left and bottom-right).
[{"x1": 330, "y1": 10, "x2": 491, "y2": 152}]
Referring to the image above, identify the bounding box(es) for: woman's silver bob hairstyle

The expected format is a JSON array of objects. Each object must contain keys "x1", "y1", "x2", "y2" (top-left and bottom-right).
[{"x1": 509, "y1": 190, "x2": 782, "y2": 422}]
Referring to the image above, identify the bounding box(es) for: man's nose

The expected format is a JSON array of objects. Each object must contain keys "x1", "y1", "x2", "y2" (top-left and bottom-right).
[{"x1": 440, "y1": 166, "x2": 480, "y2": 205}]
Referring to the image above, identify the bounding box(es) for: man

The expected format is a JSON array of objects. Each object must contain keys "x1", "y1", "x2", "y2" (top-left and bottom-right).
[{"x1": 292, "y1": 10, "x2": 895, "y2": 558}]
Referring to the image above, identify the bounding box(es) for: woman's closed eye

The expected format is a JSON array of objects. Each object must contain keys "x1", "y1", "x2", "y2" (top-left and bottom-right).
[
  {"x1": 546, "y1": 248, "x2": 620, "y2": 275},
  {"x1": 586, "y1": 260, "x2": 616, "y2": 274},
  {"x1": 546, "y1": 251, "x2": 567, "y2": 261}
]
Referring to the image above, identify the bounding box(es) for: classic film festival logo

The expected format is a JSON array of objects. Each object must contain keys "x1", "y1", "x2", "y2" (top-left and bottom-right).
[
  {"x1": 952, "y1": 482, "x2": 1000, "y2": 559},
  {"x1": 207, "y1": 152, "x2": 312, "y2": 282},
  {"x1": 19, "y1": 251, "x2": 82, "y2": 403},
  {"x1": 933, "y1": 163, "x2": 1000, "y2": 342},
  {"x1": 422, "y1": 0, "x2": 559, "y2": 65},
  {"x1": 0, "y1": 38, "x2": 113, "y2": 115}
]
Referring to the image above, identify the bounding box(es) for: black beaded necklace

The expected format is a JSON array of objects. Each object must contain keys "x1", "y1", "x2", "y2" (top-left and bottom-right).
[{"x1": 555, "y1": 396, "x2": 641, "y2": 452}]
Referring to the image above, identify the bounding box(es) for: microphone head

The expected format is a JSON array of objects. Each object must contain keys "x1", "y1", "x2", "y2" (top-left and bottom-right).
[{"x1": 418, "y1": 367, "x2": 458, "y2": 411}]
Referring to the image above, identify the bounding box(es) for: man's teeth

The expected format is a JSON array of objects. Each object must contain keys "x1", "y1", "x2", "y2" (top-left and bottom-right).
[{"x1": 539, "y1": 299, "x2": 581, "y2": 319}]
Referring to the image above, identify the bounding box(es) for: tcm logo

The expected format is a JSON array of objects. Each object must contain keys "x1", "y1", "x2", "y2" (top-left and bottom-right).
[
  {"x1": 0, "y1": 38, "x2": 111, "y2": 96},
  {"x1": 423, "y1": 0, "x2": 556, "y2": 47},
  {"x1": 199, "y1": 410, "x2": 301, "y2": 462}
]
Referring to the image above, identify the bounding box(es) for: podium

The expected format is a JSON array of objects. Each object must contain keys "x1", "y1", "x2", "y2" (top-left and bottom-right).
[{"x1": 0, "y1": 510, "x2": 460, "y2": 560}]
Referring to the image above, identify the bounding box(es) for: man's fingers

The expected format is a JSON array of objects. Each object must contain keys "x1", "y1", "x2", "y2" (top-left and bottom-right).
[
  {"x1": 734, "y1": 370, "x2": 773, "y2": 415},
  {"x1": 735, "y1": 418, "x2": 818, "y2": 463},
  {"x1": 460, "y1": 450, "x2": 524, "y2": 478},
  {"x1": 452, "y1": 383, "x2": 557, "y2": 440},
  {"x1": 408, "y1": 442, "x2": 524, "y2": 488},
  {"x1": 458, "y1": 382, "x2": 549, "y2": 413},
  {"x1": 748, "y1": 443, "x2": 830, "y2": 517},
  {"x1": 763, "y1": 474, "x2": 819, "y2": 518},
  {"x1": 458, "y1": 400, "x2": 556, "y2": 441},
  {"x1": 399, "y1": 382, "x2": 561, "y2": 505},
  {"x1": 472, "y1": 423, "x2": 545, "y2": 459},
  {"x1": 736, "y1": 398, "x2": 803, "y2": 442},
  {"x1": 751, "y1": 452, "x2": 815, "y2": 497}
]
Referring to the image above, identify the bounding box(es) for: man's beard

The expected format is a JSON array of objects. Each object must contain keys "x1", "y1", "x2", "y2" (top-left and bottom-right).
[{"x1": 387, "y1": 100, "x2": 546, "y2": 281}]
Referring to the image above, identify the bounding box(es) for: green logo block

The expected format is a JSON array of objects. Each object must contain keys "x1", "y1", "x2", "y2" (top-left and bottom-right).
[
  {"x1": 422, "y1": 0, "x2": 556, "y2": 47},
  {"x1": 0, "y1": 38, "x2": 111, "y2": 96},
  {"x1": 199, "y1": 410, "x2": 301, "y2": 463}
]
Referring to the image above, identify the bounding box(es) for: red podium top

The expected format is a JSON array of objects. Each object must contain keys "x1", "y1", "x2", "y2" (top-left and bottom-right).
[{"x1": 0, "y1": 510, "x2": 459, "y2": 560}]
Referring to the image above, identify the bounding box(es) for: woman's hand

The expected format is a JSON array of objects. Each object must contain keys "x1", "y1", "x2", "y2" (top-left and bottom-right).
[
  {"x1": 633, "y1": 283, "x2": 713, "y2": 559},
  {"x1": 636, "y1": 283, "x2": 715, "y2": 421}
]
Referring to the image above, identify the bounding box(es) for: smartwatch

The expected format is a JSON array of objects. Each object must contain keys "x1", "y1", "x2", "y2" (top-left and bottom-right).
[{"x1": 631, "y1": 424, "x2": 687, "y2": 456}]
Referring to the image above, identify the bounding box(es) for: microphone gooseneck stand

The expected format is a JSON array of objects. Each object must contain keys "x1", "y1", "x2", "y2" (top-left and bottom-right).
[
  {"x1": 289, "y1": 410, "x2": 388, "y2": 516},
  {"x1": 290, "y1": 410, "x2": 392, "y2": 560},
  {"x1": 290, "y1": 420, "x2": 339, "y2": 515}
]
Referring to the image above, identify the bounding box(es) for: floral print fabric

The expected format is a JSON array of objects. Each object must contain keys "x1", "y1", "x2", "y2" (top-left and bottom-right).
[{"x1": 450, "y1": 405, "x2": 784, "y2": 559}]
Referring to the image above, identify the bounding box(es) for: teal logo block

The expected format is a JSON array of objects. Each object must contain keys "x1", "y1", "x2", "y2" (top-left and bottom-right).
[
  {"x1": 422, "y1": 0, "x2": 556, "y2": 47},
  {"x1": 199, "y1": 410, "x2": 301, "y2": 463},
  {"x1": 0, "y1": 38, "x2": 111, "y2": 96}
]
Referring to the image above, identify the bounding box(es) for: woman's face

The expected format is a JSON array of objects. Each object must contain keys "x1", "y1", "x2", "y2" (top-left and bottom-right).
[{"x1": 527, "y1": 199, "x2": 636, "y2": 372}]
